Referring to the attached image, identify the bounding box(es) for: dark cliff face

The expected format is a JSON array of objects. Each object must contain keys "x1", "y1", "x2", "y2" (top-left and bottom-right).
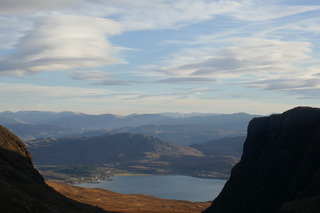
[
  {"x1": 0, "y1": 125, "x2": 108, "y2": 213},
  {"x1": 203, "y1": 107, "x2": 320, "y2": 213}
]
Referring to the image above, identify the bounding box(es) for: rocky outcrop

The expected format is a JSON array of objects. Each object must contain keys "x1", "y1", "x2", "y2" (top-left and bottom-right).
[
  {"x1": 0, "y1": 125, "x2": 109, "y2": 213},
  {"x1": 203, "y1": 107, "x2": 320, "y2": 213}
]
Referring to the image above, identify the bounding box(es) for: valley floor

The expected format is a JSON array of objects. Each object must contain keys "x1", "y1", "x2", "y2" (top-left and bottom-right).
[{"x1": 47, "y1": 181, "x2": 211, "y2": 213}]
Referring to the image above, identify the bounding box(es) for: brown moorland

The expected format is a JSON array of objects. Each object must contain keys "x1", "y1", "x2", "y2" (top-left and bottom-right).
[{"x1": 48, "y1": 180, "x2": 211, "y2": 213}]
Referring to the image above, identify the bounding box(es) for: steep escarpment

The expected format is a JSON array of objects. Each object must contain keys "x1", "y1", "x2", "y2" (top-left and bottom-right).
[
  {"x1": 203, "y1": 107, "x2": 320, "y2": 213},
  {"x1": 0, "y1": 125, "x2": 108, "y2": 213}
]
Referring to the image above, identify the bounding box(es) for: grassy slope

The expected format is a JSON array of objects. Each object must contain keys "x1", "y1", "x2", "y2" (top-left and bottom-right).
[{"x1": 48, "y1": 181, "x2": 211, "y2": 213}]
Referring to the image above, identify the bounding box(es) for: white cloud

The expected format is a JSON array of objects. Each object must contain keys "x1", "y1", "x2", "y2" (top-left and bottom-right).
[
  {"x1": 157, "y1": 77, "x2": 216, "y2": 84},
  {"x1": 84, "y1": 0, "x2": 320, "y2": 30},
  {"x1": 158, "y1": 37, "x2": 313, "y2": 79},
  {"x1": 0, "y1": 82, "x2": 135, "y2": 113},
  {"x1": 124, "y1": 93, "x2": 300, "y2": 115},
  {"x1": 1, "y1": 0, "x2": 318, "y2": 77},
  {"x1": 291, "y1": 88, "x2": 320, "y2": 99},
  {"x1": 248, "y1": 77, "x2": 320, "y2": 92},
  {"x1": 115, "y1": 0, "x2": 320, "y2": 30},
  {"x1": 156, "y1": 36, "x2": 320, "y2": 100},
  {"x1": 0, "y1": 83, "x2": 216, "y2": 114},
  {"x1": 0, "y1": 0, "x2": 236, "y2": 29},
  {"x1": 70, "y1": 70, "x2": 130, "y2": 86},
  {"x1": 111, "y1": 0, "x2": 242, "y2": 30},
  {"x1": 231, "y1": 4, "x2": 320, "y2": 21},
  {"x1": 284, "y1": 17, "x2": 320, "y2": 34},
  {"x1": 0, "y1": 0, "x2": 81, "y2": 15},
  {"x1": 0, "y1": 0, "x2": 320, "y2": 114},
  {"x1": 0, "y1": 17, "x2": 32, "y2": 49},
  {"x1": 70, "y1": 70, "x2": 111, "y2": 81},
  {"x1": 0, "y1": 15, "x2": 124, "y2": 76}
]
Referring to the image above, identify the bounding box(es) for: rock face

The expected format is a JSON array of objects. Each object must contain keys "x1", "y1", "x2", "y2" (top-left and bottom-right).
[
  {"x1": 203, "y1": 107, "x2": 320, "y2": 213},
  {"x1": 0, "y1": 125, "x2": 108, "y2": 213}
]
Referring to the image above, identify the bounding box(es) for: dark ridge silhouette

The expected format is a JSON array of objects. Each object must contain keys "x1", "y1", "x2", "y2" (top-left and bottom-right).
[
  {"x1": 203, "y1": 107, "x2": 320, "y2": 213},
  {"x1": 0, "y1": 125, "x2": 110, "y2": 213}
]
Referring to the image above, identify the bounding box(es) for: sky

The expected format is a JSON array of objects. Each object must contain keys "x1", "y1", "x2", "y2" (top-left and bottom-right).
[{"x1": 0, "y1": 0, "x2": 320, "y2": 115}]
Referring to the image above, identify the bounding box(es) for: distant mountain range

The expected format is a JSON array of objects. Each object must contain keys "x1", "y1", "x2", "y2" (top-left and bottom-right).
[
  {"x1": 0, "y1": 110, "x2": 258, "y2": 128},
  {"x1": 0, "y1": 110, "x2": 253, "y2": 180},
  {"x1": 0, "y1": 110, "x2": 259, "y2": 144}
]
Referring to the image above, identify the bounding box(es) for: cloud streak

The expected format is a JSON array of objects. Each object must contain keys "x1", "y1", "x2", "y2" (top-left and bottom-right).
[
  {"x1": 160, "y1": 38, "x2": 313, "y2": 77},
  {"x1": 155, "y1": 36, "x2": 320, "y2": 100},
  {"x1": 157, "y1": 77, "x2": 216, "y2": 84},
  {"x1": 70, "y1": 70, "x2": 132, "y2": 86}
]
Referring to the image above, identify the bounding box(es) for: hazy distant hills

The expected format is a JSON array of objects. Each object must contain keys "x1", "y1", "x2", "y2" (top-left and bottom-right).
[
  {"x1": 0, "y1": 111, "x2": 256, "y2": 129},
  {"x1": 0, "y1": 110, "x2": 258, "y2": 143},
  {"x1": 107, "y1": 125, "x2": 245, "y2": 146},
  {"x1": 191, "y1": 136, "x2": 246, "y2": 157},
  {"x1": 0, "y1": 110, "x2": 253, "y2": 179},
  {"x1": 27, "y1": 133, "x2": 242, "y2": 178},
  {"x1": 27, "y1": 133, "x2": 203, "y2": 165}
]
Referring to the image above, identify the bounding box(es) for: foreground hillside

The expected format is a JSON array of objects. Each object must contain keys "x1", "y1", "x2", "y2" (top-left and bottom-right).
[
  {"x1": 0, "y1": 126, "x2": 108, "y2": 213},
  {"x1": 48, "y1": 181, "x2": 211, "y2": 213},
  {"x1": 203, "y1": 107, "x2": 320, "y2": 213}
]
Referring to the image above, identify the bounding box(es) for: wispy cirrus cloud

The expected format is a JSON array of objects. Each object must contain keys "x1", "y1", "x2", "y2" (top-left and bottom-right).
[
  {"x1": 80, "y1": 0, "x2": 320, "y2": 30},
  {"x1": 70, "y1": 70, "x2": 131, "y2": 86},
  {"x1": 0, "y1": 82, "x2": 221, "y2": 114},
  {"x1": 0, "y1": 17, "x2": 32, "y2": 49},
  {"x1": 250, "y1": 78, "x2": 320, "y2": 91},
  {"x1": 70, "y1": 70, "x2": 110, "y2": 81},
  {"x1": 156, "y1": 77, "x2": 216, "y2": 84},
  {"x1": 155, "y1": 36, "x2": 320, "y2": 100},
  {"x1": 158, "y1": 37, "x2": 314, "y2": 78},
  {"x1": 230, "y1": 3, "x2": 320, "y2": 21},
  {"x1": 124, "y1": 87, "x2": 216, "y2": 100},
  {"x1": 103, "y1": 0, "x2": 242, "y2": 31}
]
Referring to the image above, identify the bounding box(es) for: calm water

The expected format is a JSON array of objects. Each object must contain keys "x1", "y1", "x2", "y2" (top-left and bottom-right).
[{"x1": 76, "y1": 175, "x2": 226, "y2": 202}]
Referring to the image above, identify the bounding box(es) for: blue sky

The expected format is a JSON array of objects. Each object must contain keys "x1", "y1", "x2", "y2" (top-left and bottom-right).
[{"x1": 0, "y1": 0, "x2": 320, "y2": 115}]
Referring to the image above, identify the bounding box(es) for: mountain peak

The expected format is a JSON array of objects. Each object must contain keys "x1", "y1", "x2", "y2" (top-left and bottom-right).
[{"x1": 0, "y1": 125, "x2": 34, "y2": 168}]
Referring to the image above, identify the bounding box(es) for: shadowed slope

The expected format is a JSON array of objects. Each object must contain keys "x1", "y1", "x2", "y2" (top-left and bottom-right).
[{"x1": 0, "y1": 125, "x2": 109, "y2": 213}]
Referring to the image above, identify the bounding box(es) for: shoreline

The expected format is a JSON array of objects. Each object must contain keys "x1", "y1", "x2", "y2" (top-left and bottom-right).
[{"x1": 72, "y1": 173, "x2": 229, "y2": 185}]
